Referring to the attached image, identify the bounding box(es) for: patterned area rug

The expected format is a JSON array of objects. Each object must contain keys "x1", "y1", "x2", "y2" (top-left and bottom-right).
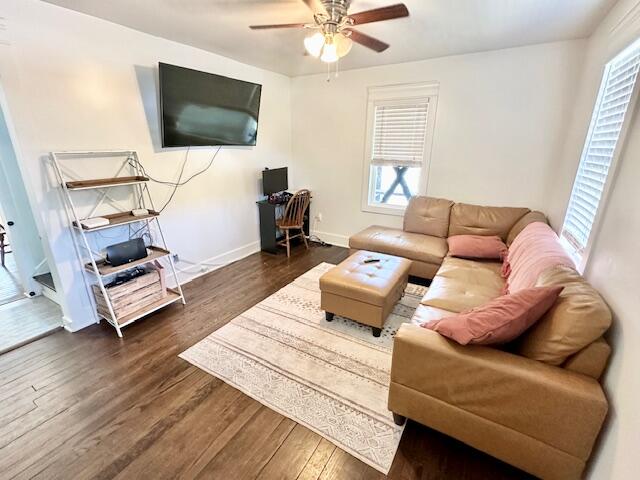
[{"x1": 180, "y1": 262, "x2": 427, "y2": 474}]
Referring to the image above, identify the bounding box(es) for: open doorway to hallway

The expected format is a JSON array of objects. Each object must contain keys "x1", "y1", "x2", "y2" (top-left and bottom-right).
[{"x1": 0, "y1": 88, "x2": 62, "y2": 354}]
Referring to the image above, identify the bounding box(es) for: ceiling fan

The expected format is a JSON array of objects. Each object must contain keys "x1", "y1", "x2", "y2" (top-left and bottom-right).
[{"x1": 249, "y1": 0, "x2": 409, "y2": 63}]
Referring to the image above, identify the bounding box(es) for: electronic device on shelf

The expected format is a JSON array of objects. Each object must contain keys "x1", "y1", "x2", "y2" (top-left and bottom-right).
[
  {"x1": 104, "y1": 266, "x2": 148, "y2": 288},
  {"x1": 267, "y1": 191, "x2": 292, "y2": 205},
  {"x1": 106, "y1": 238, "x2": 148, "y2": 267},
  {"x1": 80, "y1": 217, "x2": 110, "y2": 229}
]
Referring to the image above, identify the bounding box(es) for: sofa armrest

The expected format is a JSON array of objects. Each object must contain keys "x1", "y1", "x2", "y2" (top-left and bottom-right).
[{"x1": 390, "y1": 324, "x2": 608, "y2": 460}]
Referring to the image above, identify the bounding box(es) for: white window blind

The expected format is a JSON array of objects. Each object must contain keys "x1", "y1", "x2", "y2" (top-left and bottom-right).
[
  {"x1": 561, "y1": 43, "x2": 640, "y2": 256},
  {"x1": 371, "y1": 101, "x2": 429, "y2": 168}
]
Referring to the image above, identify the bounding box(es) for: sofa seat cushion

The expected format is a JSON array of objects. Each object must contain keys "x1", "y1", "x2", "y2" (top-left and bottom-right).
[
  {"x1": 348, "y1": 226, "x2": 448, "y2": 266},
  {"x1": 516, "y1": 265, "x2": 612, "y2": 365},
  {"x1": 449, "y1": 203, "x2": 530, "y2": 241},
  {"x1": 421, "y1": 257, "x2": 505, "y2": 313}
]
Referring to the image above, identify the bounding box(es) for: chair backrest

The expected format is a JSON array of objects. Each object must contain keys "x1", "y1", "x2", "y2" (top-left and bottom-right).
[{"x1": 282, "y1": 189, "x2": 310, "y2": 227}]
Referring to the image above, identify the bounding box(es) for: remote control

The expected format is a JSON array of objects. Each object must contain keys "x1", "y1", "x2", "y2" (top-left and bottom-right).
[{"x1": 364, "y1": 258, "x2": 380, "y2": 264}]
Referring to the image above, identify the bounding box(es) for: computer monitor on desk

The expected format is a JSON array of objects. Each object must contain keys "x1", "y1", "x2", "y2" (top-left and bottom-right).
[{"x1": 262, "y1": 167, "x2": 288, "y2": 196}]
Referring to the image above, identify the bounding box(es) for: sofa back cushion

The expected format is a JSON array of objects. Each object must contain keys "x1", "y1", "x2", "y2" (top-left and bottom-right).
[
  {"x1": 506, "y1": 210, "x2": 548, "y2": 245},
  {"x1": 516, "y1": 265, "x2": 612, "y2": 365},
  {"x1": 449, "y1": 203, "x2": 530, "y2": 241},
  {"x1": 403, "y1": 196, "x2": 454, "y2": 238},
  {"x1": 505, "y1": 222, "x2": 574, "y2": 293}
]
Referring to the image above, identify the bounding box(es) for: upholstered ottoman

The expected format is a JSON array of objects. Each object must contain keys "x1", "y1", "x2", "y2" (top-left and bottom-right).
[{"x1": 319, "y1": 250, "x2": 411, "y2": 337}]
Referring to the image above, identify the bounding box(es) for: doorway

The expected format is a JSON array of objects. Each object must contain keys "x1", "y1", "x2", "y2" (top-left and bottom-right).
[{"x1": 0, "y1": 89, "x2": 62, "y2": 354}]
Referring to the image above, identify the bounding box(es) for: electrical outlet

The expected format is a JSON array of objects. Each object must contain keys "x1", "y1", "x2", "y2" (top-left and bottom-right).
[
  {"x1": 315, "y1": 212, "x2": 323, "y2": 222},
  {"x1": 172, "y1": 254, "x2": 179, "y2": 263}
]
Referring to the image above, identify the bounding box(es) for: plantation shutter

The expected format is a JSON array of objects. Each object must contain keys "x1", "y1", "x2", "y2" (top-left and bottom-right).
[
  {"x1": 562, "y1": 45, "x2": 640, "y2": 253},
  {"x1": 371, "y1": 101, "x2": 429, "y2": 168}
]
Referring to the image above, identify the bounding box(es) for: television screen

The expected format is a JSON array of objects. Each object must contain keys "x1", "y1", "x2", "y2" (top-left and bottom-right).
[
  {"x1": 159, "y1": 63, "x2": 262, "y2": 147},
  {"x1": 262, "y1": 167, "x2": 288, "y2": 195}
]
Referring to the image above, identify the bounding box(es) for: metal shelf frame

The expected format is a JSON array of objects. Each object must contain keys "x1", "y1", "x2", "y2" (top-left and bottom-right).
[{"x1": 50, "y1": 150, "x2": 186, "y2": 338}]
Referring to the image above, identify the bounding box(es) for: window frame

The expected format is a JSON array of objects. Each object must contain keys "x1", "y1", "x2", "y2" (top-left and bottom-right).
[
  {"x1": 560, "y1": 38, "x2": 640, "y2": 273},
  {"x1": 361, "y1": 82, "x2": 439, "y2": 216}
]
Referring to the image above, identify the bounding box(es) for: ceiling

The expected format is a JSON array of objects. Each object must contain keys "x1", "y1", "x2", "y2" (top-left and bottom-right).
[{"x1": 43, "y1": 0, "x2": 617, "y2": 76}]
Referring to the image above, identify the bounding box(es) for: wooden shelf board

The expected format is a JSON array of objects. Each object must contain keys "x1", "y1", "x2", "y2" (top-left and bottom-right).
[
  {"x1": 102, "y1": 289, "x2": 182, "y2": 328},
  {"x1": 73, "y1": 211, "x2": 159, "y2": 232},
  {"x1": 66, "y1": 176, "x2": 149, "y2": 190},
  {"x1": 86, "y1": 246, "x2": 170, "y2": 276}
]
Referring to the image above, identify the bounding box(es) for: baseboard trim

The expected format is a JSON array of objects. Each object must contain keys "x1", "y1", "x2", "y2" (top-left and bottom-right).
[
  {"x1": 171, "y1": 240, "x2": 261, "y2": 287},
  {"x1": 311, "y1": 230, "x2": 349, "y2": 249}
]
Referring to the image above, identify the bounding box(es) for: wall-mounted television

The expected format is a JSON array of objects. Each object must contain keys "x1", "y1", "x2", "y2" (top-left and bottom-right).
[{"x1": 159, "y1": 63, "x2": 262, "y2": 147}]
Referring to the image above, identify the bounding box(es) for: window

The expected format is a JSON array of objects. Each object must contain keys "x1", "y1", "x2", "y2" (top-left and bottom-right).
[
  {"x1": 362, "y1": 83, "x2": 438, "y2": 215},
  {"x1": 561, "y1": 39, "x2": 640, "y2": 271}
]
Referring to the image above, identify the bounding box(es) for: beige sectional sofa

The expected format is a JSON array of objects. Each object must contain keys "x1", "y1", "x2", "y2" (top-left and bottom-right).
[{"x1": 348, "y1": 196, "x2": 612, "y2": 480}]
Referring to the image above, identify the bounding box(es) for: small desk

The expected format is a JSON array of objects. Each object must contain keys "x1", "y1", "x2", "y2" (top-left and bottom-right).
[{"x1": 256, "y1": 195, "x2": 310, "y2": 254}]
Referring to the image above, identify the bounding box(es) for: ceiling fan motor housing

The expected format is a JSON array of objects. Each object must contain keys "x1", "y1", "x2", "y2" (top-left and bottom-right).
[{"x1": 318, "y1": 0, "x2": 353, "y2": 35}]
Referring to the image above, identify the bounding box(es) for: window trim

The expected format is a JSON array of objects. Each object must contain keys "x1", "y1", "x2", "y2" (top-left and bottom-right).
[
  {"x1": 561, "y1": 38, "x2": 640, "y2": 273},
  {"x1": 361, "y1": 82, "x2": 439, "y2": 216}
]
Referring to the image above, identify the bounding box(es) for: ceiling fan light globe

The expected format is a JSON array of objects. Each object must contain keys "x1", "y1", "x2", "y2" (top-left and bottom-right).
[
  {"x1": 335, "y1": 33, "x2": 353, "y2": 58},
  {"x1": 320, "y1": 42, "x2": 339, "y2": 63},
  {"x1": 304, "y1": 32, "x2": 324, "y2": 58}
]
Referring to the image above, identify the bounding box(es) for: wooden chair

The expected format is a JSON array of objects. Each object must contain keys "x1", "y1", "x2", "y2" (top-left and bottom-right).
[{"x1": 276, "y1": 189, "x2": 311, "y2": 257}]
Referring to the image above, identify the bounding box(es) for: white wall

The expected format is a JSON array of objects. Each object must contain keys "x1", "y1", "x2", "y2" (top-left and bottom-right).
[
  {"x1": 0, "y1": 0, "x2": 291, "y2": 331},
  {"x1": 290, "y1": 41, "x2": 585, "y2": 245},
  {"x1": 550, "y1": 1, "x2": 640, "y2": 478}
]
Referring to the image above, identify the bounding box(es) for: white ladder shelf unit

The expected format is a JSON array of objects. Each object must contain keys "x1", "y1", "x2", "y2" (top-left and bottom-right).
[{"x1": 51, "y1": 150, "x2": 185, "y2": 338}]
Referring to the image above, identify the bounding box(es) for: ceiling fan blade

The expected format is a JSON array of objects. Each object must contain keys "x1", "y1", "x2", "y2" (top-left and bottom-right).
[
  {"x1": 348, "y1": 3, "x2": 409, "y2": 25},
  {"x1": 249, "y1": 23, "x2": 307, "y2": 30},
  {"x1": 347, "y1": 29, "x2": 389, "y2": 53}
]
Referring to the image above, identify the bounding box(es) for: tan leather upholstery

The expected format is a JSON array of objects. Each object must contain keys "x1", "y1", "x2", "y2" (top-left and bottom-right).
[
  {"x1": 403, "y1": 196, "x2": 454, "y2": 238},
  {"x1": 319, "y1": 250, "x2": 410, "y2": 329},
  {"x1": 390, "y1": 325, "x2": 608, "y2": 480},
  {"x1": 506, "y1": 210, "x2": 548, "y2": 245},
  {"x1": 343, "y1": 196, "x2": 612, "y2": 479},
  {"x1": 410, "y1": 304, "x2": 456, "y2": 325},
  {"x1": 516, "y1": 265, "x2": 612, "y2": 365},
  {"x1": 348, "y1": 225, "x2": 447, "y2": 276},
  {"x1": 449, "y1": 203, "x2": 530, "y2": 241},
  {"x1": 421, "y1": 257, "x2": 504, "y2": 312},
  {"x1": 563, "y1": 337, "x2": 611, "y2": 380},
  {"x1": 388, "y1": 383, "x2": 587, "y2": 480}
]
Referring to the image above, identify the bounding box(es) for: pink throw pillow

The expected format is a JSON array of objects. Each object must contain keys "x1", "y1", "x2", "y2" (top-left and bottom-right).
[
  {"x1": 421, "y1": 286, "x2": 564, "y2": 345},
  {"x1": 505, "y1": 222, "x2": 574, "y2": 293},
  {"x1": 447, "y1": 235, "x2": 507, "y2": 260}
]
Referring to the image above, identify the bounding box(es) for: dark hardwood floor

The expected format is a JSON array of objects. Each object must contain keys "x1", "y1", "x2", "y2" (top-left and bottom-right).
[{"x1": 0, "y1": 244, "x2": 533, "y2": 479}]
